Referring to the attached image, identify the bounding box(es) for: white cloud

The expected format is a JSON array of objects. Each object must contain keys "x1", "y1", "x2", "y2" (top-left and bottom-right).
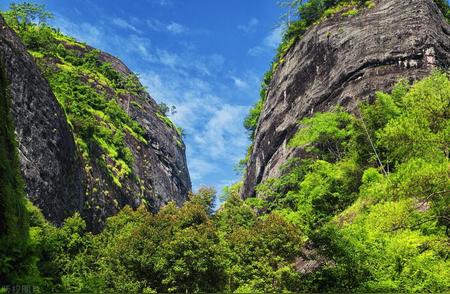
[
  {"x1": 146, "y1": 18, "x2": 165, "y2": 32},
  {"x1": 53, "y1": 16, "x2": 104, "y2": 48},
  {"x1": 157, "y1": 49, "x2": 182, "y2": 68},
  {"x1": 146, "y1": 19, "x2": 190, "y2": 35},
  {"x1": 52, "y1": 10, "x2": 250, "y2": 191},
  {"x1": 192, "y1": 104, "x2": 249, "y2": 160},
  {"x1": 238, "y1": 18, "x2": 259, "y2": 33},
  {"x1": 247, "y1": 46, "x2": 264, "y2": 56},
  {"x1": 228, "y1": 70, "x2": 260, "y2": 94},
  {"x1": 125, "y1": 35, "x2": 154, "y2": 61},
  {"x1": 112, "y1": 17, "x2": 142, "y2": 34},
  {"x1": 150, "y1": 0, "x2": 173, "y2": 6},
  {"x1": 189, "y1": 158, "x2": 218, "y2": 181},
  {"x1": 166, "y1": 22, "x2": 187, "y2": 35},
  {"x1": 231, "y1": 76, "x2": 248, "y2": 89},
  {"x1": 264, "y1": 26, "x2": 283, "y2": 48},
  {"x1": 146, "y1": 49, "x2": 224, "y2": 76},
  {"x1": 248, "y1": 26, "x2": 284, "y2": 56}
]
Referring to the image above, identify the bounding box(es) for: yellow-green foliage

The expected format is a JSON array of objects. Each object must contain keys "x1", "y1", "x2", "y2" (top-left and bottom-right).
[
  {"x1": 322, "y1": 0, "x2": 359, "y2": 19},
  {"x1": 364, "y1": 0, "x2": 375, "y2": 9},
  {"x1": 251, "y1": 72, "x2": 450, "y2": 292},
  {"x1": 322, "y1": 198, "x2": 449, "y2": 292},
  {"x1": 4, "y1": 18, "x2": 150, "y2": 188},
  {"x1": 243, "y1": 0, "x2": 372, "y2": 152},
  {"x1": 52, "y1": 32, "x2": 86, "y2": 49},
  {"x1": 24, "y1": 187, "x2": 303, "y2": 293},
  {"x1": 341, "y1": 7, "x2": 359, "y2": 16},
  {"x1": 29, "y1": 50, "x2": 44, "y2": 58},
  {"x1": 156, "y1": 112, "x2": 180, "y2": 135},
  {"x1": 2, "y1": 70, "x2": 450, "y2": 294}
]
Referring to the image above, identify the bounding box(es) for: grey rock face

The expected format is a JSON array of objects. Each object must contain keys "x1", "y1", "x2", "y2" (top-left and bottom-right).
[
  {"x1": 0, "y1": 15, "x2": 191, "y2": 230},
  {"x1": 0, "y1": 16, "x2": 85, "y2": 224},
  {"x1": 98, "y1": 51, "x2": 191, "y2": 211},
  {"x1": 81, "y1": 50, "x2": 191, "y2": 229},
  {"x1": 242, "y1": 0, "x2": 450, "y2": 198}
]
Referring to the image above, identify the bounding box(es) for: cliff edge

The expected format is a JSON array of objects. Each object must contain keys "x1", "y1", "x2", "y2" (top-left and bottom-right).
[
  {"x1": 242, "y1": 0, "x2": 450, "y2": 197},
  {"x1": 0, "y1": 15, "x2": 191, "y2": 230}
]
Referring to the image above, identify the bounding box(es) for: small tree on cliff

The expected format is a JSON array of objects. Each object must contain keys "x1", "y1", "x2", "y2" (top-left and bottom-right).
[{"x1": 3, "y1": 2, "x2": 53, "y2": 31}]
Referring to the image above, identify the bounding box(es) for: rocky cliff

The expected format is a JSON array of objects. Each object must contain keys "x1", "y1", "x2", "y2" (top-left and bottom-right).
[
  {"x1": 0, "y1": 16, "x2": 85, "y2": 225},
  {"x1": 242, "y1": 0, "x2": 450, "y2": 197},
  {"x1": 0, "y1": 15, "x2": 191, "y2": 230}
]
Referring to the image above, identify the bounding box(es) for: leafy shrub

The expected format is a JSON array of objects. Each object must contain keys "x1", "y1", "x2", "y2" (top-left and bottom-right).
[{"x1": 253, "y1": 72, "x2": 450, "y2": 292}]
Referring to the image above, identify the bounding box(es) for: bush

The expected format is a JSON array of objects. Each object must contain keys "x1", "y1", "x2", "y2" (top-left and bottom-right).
[{"x1": 254, "y1": 72, "x2": 450, "y2": 292}]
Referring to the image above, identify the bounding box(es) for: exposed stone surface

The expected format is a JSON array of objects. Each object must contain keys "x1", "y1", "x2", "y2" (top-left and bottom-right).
[
  {"x1": 242, "y1": 0, "x2": 450, "y2": 198},
  {"x1": 86, "y1": 50, "x2": 192, "y2": 226},
  {"x1": 295, "y1": 242, "x2": 333, "y2": 275},
  {"x1": 0, "y1": 16, "x2": 191, "y2": 230},
  {"x1": 68, "y1": 47, "x2": 191, "y2": 230},
  {"x1": 0, "y1": 16, "x2": 85, "y2": 224}
]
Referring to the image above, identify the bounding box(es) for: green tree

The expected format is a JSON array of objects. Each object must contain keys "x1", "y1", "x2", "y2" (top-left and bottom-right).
[
  {"x1": 158, "y1": 102, "x2": 170, "y2": 115},
  {"x1": 3, "y1": 2, "x2": 53, "y2": 31}
]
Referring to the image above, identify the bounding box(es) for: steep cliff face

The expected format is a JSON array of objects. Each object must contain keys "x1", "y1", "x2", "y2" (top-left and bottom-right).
[
  {"x1": 93, "y1": 50, "x2": 192, "y2": 216},
  {"x1": 242, "y1": 0, "x2": 450, "y2": 197},
  {"x1": 0, "y1": 15, "x2": 191, "y2": 230},
  {"x1": 0, "y1": 16, "x2": 85, "y2": 225}
]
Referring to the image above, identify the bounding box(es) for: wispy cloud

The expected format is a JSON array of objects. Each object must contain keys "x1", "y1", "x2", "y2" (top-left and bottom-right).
[
  {"x1": 264, "y1": 26, "x2": 284, "y2": 48},
  {"x1": 192, "y1": 104, "x2": 249, "y2": 159},
  {"x1": 166, "y1": 22, "x2": 188, "y2": 34},
  {"x1": 112, "y1": 17, "x2": 142, "y2": 34},
  {"x1": 146, "y1": 18, "x2": 165, "y2": 32},
  {"x1": 248, "y1": 26, "x2": 283, "y2": 56},
  {"x1": 228, "y1": 70, "x2": 260, "y2": 95},
  {"x1": 147, "y1": 18, "x2": 193, "y2": 35},
  {"x1": 238, "y1": 18, "x2": 259, "y2": 33},
  {"x1": 150, "y1": 49, "x2": 224, "y2": 76},
  {"x1": 231, "y1": 76, "x2": 248, "y2": 89},
  {"x1": 139, "y1": 65, "x2": 250, "y2": 191},
  {"x1": 150, "y1": 0, "x2": 173, "y2": 7},
  {"x1": 124, "y1": 35, "x2": 154, "y2": 61},
  {"x1": 52, "y1": 8, "x2": 251, "y2": 192},
  {"x1": 189, "y1": 158, "x2": 218, "y2": 181},
  {"x1": 52, "y1": 15, "x2": 104, "y2": 48}
]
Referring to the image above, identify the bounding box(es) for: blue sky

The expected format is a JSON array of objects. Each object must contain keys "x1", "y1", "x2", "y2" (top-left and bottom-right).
[{"x1": 1, "y1": 0, "x2": 284, "y2": 194}]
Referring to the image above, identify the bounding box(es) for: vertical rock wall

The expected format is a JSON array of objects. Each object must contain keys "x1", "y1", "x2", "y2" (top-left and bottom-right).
[{"x1": 242, "y1": 0, "x2": 450, "y2": 197}]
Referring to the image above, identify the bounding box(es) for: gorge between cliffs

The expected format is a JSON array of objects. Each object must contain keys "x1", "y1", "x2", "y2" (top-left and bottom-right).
[{"x1": 1, "y1": 0, "x2": 449, "y2": 292}]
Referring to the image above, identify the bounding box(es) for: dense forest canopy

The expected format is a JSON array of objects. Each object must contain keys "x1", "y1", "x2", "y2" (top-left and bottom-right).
[{"x1": 1, "y1": 1, "x2": 449, "y2": 293}]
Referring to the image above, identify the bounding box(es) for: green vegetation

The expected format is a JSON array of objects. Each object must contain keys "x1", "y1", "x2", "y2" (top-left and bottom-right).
[
  {"x1": 243, "y1": 0, "x2": 372, "y2": 142},
  {"x1": 0, "y1": 59, "x2": 40, "y2": 286},
  {"x1": 3, "y1": 72, "x2": 448, "y2": 293},
  {"x1": 2, "y1": 2, "x2": 53, "y2": 32},
  {"x1": 243, "y1": 0, "x2": 450, "y2": 160},
  {"x1": 1, "y1": 2, "x2": 182, "y2": 188},
  {"x1": 435, "y1": 0, "x2": 450, "y2": 21},
  {"x1": 157, "y1": 102, "x2": 176, "y2": 116},
  {"x1": 250, "y1": 72, "x2": 450, "y2": 292},
  {"x1": 3, "y1": 187, "x2": 303, "y2": 293},
  {"x1": 1, "y1": 1, "x2": 449, "y2": 293},
  {"x1": 52, "y1": 50, "x2": 146, "y2": 187}
]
